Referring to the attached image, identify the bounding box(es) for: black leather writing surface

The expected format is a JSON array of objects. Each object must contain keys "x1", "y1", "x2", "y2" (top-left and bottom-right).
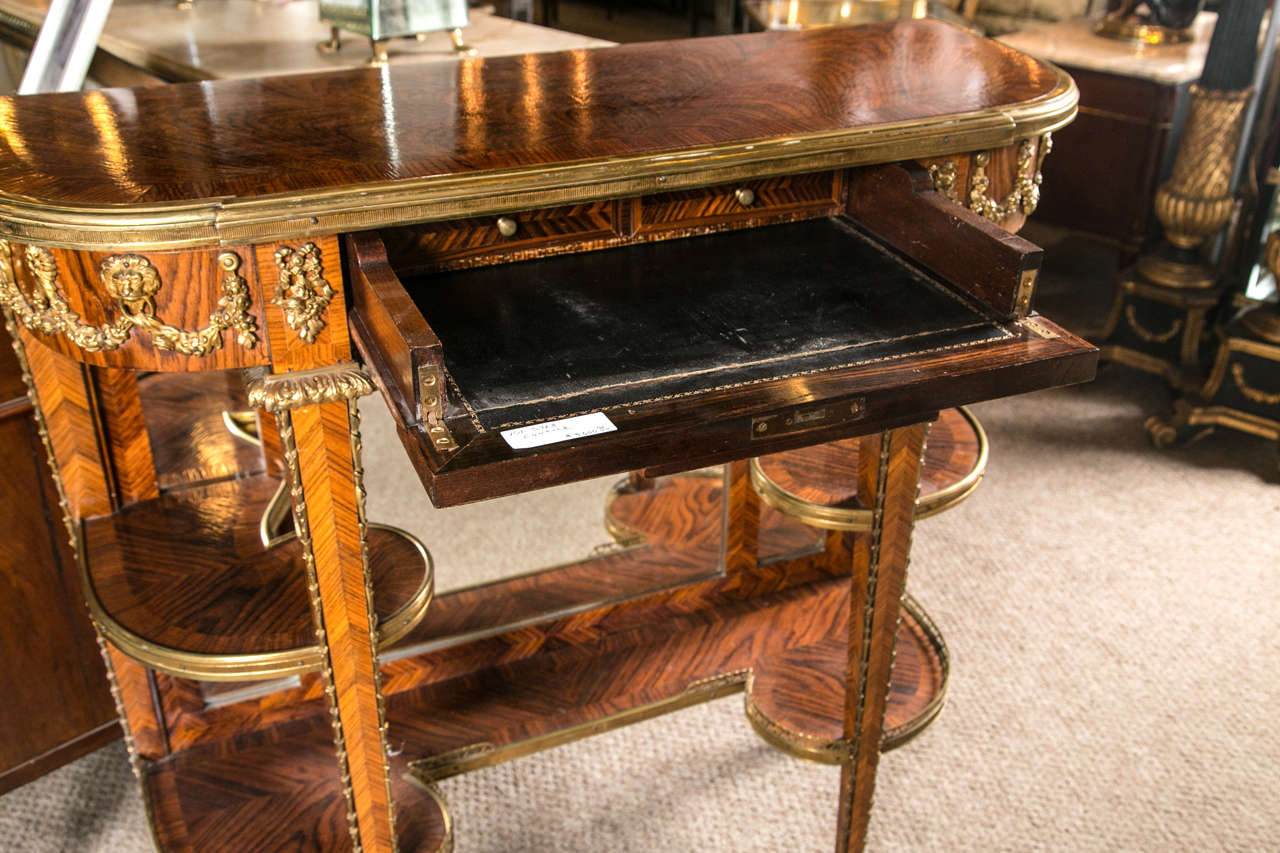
[{"x1": 406, "y1": 218, "x2": 1008, "y2": 431}]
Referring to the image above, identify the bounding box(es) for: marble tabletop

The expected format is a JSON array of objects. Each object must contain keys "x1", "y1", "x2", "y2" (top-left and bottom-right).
[
  {"x1": 0, "y1": 0, "x2": 614, "y2": 82},
  {"x1": 997, "y1": 13, "x2": 1214, "y2": 85}
]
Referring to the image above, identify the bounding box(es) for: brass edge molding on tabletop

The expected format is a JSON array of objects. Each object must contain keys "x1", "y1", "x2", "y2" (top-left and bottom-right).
[{"x1": 0, "y1": 71, "x2": 1076, "y2": 251}]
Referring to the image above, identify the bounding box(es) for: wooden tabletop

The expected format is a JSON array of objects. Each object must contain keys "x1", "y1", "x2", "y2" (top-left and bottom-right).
[{"x1": 0, "y1": 21, "x2": 1075, "y2": 248}]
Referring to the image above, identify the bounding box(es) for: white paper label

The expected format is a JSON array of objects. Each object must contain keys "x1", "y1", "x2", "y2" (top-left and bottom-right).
[{"x1": 500, "y1": 411, "x2": 617, "y2": 450}]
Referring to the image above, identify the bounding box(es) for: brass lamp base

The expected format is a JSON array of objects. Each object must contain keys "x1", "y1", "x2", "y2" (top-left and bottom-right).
[{"x1": 1135, "y1": 253, "x2": 1217, "y2": 291}]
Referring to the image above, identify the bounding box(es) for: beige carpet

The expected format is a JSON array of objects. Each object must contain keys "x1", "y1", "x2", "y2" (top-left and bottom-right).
[{"x1": 2, "y1": 228, "x2": 1279, "y2": 849}]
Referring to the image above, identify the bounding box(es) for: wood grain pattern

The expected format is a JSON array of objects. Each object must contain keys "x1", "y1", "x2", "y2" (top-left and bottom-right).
[
  {"x1": 721, "y1": 460, "x2": 760, "y2": 575},
  {"x1": 847, "y1": 164, "x2": 1042, "y2": 319},
  {"x1": 256, "y1": 233, "x2": 397, "y2": 850},
  {"x1": 83, "y1": 473, "x2": 428, "y2": 659},
  {"x1": 288, "y1": 400, "x2": 396, "y2": 851},
  {"x1": 104, "y1": 642, "x2": 168, "y2": 760},
  {"x1": 747, "y1": 616, "x2": 944, "y2": 756},
  {"x1": 18, "y1": 327, "x2": 113, "y2": 518},
  {"x1": 0, "y1": 23, "x2": 1062, "y2": 207},
  {"x1": 755, "y1": 405, "x2": 980, "y2": 508},
  {"x1": 634, "y1": 171, "x2": 844, "y2": 233},
  {"x1": 377, "y1": 171, "x2": 846, "y2": 279},
  {"x1": 837, "y1": 424, "x2": 928, "y2": 853},
  {"x1": 381, "y1": 200, "x2": 617, "y2": 275},
  {"x1": 255, "y1": 235, "x2": 349, "y2": 371},
  {"x1": 146, "y1": 714, "x2": 450, "y2": 853},
  {"x1": 91, "y1": 367, "x2": 158, "y2": 506}
]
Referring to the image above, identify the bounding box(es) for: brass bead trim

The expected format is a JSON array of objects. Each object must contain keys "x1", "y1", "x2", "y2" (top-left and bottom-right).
[
  {"x1": 834, "y1": 430, "x2": 893, "y2": 843},
  {"x1": 347, "y1": 399, "x2": 401, "y2": 850},
  {"x1": 748, "y1": 406, "x2": 986, "y2": 532},
  {"x1": 0, "y1": 239, "x2": 258, "y2": 356},
  {"x1": 77, "y1": 477, "x2": 433, "y2": 682},
  {"x1": 1124, "y1": 305, "x2": 1183, "y2": 344},
  {"x1": 1230, "y1": 363, "x2": 1280, "y2": 405},
  {"x1": 247, "y1": 363, "x2": 374, "y2": 411},
  {"x1": 276, "y1": 407, "x2": 363, "y2": 850},
  {"x1": 742, "y1": 594, "x2": 950, "y2": 764},
  {"x1": 0, "y1": 71, "x2": 1077, "y2": 251},
  {"x1": 272, "y1": 243, "x2": 335, "y2": 344}
]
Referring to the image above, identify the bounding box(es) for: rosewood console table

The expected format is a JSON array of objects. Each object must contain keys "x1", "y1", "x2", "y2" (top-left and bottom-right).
[{"x1": 0, "y1": 22, "x2": 1095, "y2": 851}]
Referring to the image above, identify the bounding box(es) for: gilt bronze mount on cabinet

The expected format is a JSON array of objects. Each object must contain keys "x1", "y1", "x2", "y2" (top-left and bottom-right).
[{"x1": 0, "y1": 24, "x2": 1095, "y2": 852}]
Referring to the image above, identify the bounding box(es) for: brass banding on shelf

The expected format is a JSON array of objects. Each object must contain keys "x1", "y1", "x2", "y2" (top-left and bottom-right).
[
  {"x1": 76, "y1": 488, "x2": 435, "y2": 682},
  {"x1": 409, "y1": 670, "x2": 749, "y2": 783},
  {"x1": 743, "y1": 594, "x2": 950, "y2": 763},
  {"x1": 748, "y1": 406, "x2": 988, "y2": 532}
]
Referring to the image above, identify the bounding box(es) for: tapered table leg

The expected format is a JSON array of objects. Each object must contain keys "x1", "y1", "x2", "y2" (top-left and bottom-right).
[
  {"x1": 249, "y1": 237, "x2": 398, "y2": 852},
  {"x1": 835, "y1": 423, "x2": 929, "y2": 853}
]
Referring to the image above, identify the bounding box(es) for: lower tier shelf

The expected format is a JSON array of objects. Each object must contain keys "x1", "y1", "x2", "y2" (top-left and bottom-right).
[
  {"x1": 746, "y1": 594, "x2": 948, "y2": 762},
  {"x1": 82, "y1": 473, "x2": 433, "y2": 681},
  {"x1": 397, "y1": 573, "x2": 946, "y2": 786},
  {"x1": 145, "y1": 715, "x2": 451, "y2": 853},
  {"x1": 751, "y1": 405, "x2": 986, "y2": 530}
]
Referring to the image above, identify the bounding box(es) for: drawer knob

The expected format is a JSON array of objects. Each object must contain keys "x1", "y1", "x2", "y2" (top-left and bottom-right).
[
  {"x1": 734, "y1": 187, "x2": 755, "y2": 207},
  {"x1": 496, "y1": 216, "x2": 519, "y2": 237}
]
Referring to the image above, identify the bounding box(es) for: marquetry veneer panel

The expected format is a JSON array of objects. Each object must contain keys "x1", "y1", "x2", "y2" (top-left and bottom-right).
[{"x1": 83, "y1": 473, "x2": 430, "y2": 679}]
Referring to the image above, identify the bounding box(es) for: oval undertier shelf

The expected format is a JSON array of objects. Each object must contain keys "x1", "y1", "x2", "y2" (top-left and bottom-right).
[
  {"x1": 745, "y1": 595, "x2": 949, "y2": 760},
  {"x1": 82, "y1": 473, "x2": 433, "y2": 681},
  {"x1": 751, "y1": 406, "x2": 987, "y2": 530}
]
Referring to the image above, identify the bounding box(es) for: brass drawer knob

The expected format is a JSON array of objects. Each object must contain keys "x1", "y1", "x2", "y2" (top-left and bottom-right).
[
  {"x1": 734, "y1": 187, "x2": 755, "y2": 207},
  {"x1": 496, "y1": 216, "x2": 519, "y2": 237}
]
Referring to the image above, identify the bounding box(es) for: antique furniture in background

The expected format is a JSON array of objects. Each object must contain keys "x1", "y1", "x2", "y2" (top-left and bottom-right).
[
  {"x1": 0, "y1": 22, "x2": 1095, "y2": 851},
  {"x1": 999, "y1": 14, "x2": 1214, "y2": 261},
  {"x1": 1145, "y1": 188, "x2": 1280, "y2": 451},
  {"x1": 1096, "y1": 0, "x2": 1271, "y2": 390}
]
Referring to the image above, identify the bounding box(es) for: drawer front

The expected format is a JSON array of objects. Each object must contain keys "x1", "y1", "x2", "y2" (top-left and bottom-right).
[
  {"x1": 635, "y1": 171, "x2": 843, "y2": 234},
  {"x1": 382, "y1": 200, "x2": 617, "y2": 272}
]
